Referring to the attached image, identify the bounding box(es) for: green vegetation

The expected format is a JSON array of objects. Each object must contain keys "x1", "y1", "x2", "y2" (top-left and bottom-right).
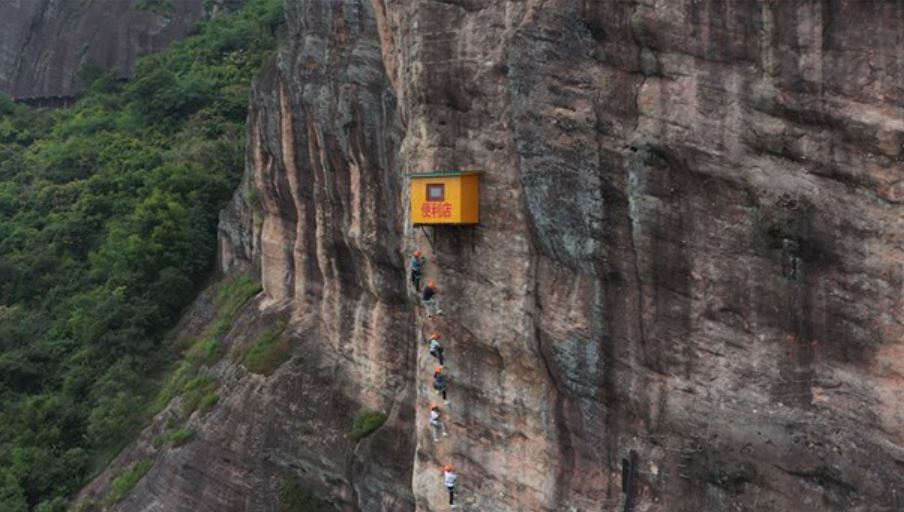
[
  {"x1": 233, "y1": 319, "x2": 290, "y2": 376},
  {"x1": 348, "y1": 410, "x2": 388, "y2": 442},
  {"x1": 161, "y1": 428, "x2": 195, "y2": 448},
  {"x1": 198, "y1": 392, "x2": 219, "y2": 415},
  {"x1": 0, "y1": 1, "x2": 282, "y2": 509},
  {"x1": 206, "y1": 274, "x2": 263, "y2": 341},
  {"x1": 279, "y1": 479, "x2": 335, "y2": 512},
  {"x1": 151, "y1": 274, "x2": 259, "y2": 415},
  {"x1": 134, "y1": 0, "x2": 173, "y2": 13},
  {"x1": 0, "y1": 471, "x2": 28, "y2": 512},
  {"x1": 180, "y1": 376, "x2": 219, "y2": 416},
  {"x1": 200, "y1": 338, "x2": 225, "y2": 365},
  {"x1": 106, "y1": 460, "x2": 153, "y2": 504}
]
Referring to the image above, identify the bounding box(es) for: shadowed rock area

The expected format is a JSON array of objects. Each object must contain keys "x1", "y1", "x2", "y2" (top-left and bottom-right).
[
  {"x1": 0, "y1": 0, "x2": 205, "y2": 100},
  {"x1": 80, "y1": 1, "x2": 904, "y2": 511}
]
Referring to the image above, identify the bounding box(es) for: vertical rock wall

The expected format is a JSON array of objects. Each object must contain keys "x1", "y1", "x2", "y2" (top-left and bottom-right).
[
  {"x1": 0, "y1": 0, "x2": 205, "y2": 99},
  {"x1": 367, "y1": 0, "x2": 904, "y2": 510},
  {"x1": 84, "y1": 1, "x2": 415, "y2": 511},
  {"x1": 83, "y1": 1, "x2": 904, "y2": 511},
  {"x1": 167, "y1": 0, "x2": 417, "y2": 509}
]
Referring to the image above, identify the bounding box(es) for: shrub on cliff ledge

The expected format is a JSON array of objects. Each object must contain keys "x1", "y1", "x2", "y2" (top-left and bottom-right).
[
  {"x1": 198, "y1": 392, "x2": 219, "y2": 415},
  {"x1": 181, "y1": 376, "x2": 219, "y2": 417},
  {"x1": 209, "y1": 274, "x2": 263, "y2": 339},
  {"x1": 162, "y1": 428, "x2": 195, "y2": 448},
  {"x1": 234, "y1": 319, "x2": 290, "y2": 376},
  {"x1": 106, "y1": 460, "x2": 153, "y2": 504},
  {"x1": 349, "y1": 410, "x2": 388, "y2": 442},
  {"x1": 150, "y1": 274, "x2": 258, "y2": 415}
]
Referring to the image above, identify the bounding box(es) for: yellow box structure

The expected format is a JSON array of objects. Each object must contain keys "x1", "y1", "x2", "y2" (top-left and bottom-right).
[{"x1": 409, "y1": 170, "x2": 481, "y2": 225}]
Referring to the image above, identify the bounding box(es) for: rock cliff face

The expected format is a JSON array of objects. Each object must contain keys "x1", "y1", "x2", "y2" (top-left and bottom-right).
[
  {"x1": 81, "y1": 1, "x2": 904, "y2": 511},
  {"x1": 0, "y1": 0, "x2": 205, "y2": 99}
]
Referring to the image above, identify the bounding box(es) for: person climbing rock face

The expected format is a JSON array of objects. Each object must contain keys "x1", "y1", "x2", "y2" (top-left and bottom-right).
[
  {"x1": 433, "y1": 366, "x2": 448, "y2": 403},
  {"x1": 430, "y1": 404, "x2": 448, "y2": 441},
  {"x1": 423, "y1": 280, "x2": 443, "y2": 318},
  {"x1": 410, "y1": 250, "x2": 424, "y2": 292},
  {"x1": 428, "y1": 333, "x2": 444, "y2": 365},
  {"x1": 443, "y1": 464, "x2": 458, "y2": 507}
]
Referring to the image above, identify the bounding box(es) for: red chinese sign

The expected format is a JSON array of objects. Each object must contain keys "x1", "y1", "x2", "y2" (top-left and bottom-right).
[{"x1": 421, "y1": 201, "x2": 453, "y2": 218}]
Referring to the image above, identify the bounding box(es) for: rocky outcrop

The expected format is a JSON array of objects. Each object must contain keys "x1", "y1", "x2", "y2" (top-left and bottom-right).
[
  {"x1": 82, "y1": 1, "x2": 904, "y2": 511},
  {"x1": 79, "y1": 1, "x2": 412, "y2": 511},
  {"x1": 0, "y1": 0, "x2": 205, "y2": 99}
]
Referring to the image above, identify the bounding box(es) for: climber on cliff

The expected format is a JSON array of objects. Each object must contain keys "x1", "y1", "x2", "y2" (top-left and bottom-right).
[
  {"x1": 410, "y1": 250, "x2": 425, "y2": 292},
  {"x1": 422, "y1": 280, "x2": 443, "y2": 318},
  {"x1": 427, "y1": 333, "x2": 444, "y2": 365},
  {"x1": 443, "y1": 464, "x2": 457, "y2": 507},
  {"x1": 433, "y1": 366, "x2": 448, "y2": 403},
  {"x1": 430, "y1": 404, "x2": 449, "y2": 441}
]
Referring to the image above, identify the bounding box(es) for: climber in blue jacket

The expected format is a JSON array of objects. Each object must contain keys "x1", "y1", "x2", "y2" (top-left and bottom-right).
[
  {"x1": 410, "y1": 250, "x2": 424, "y2": 292},
  {"x1": 433, "y1": 366, "x2": 448, "y2": 403},
  {"x1": 427, "y1": 333, "x2": 444, "y2": 365}
]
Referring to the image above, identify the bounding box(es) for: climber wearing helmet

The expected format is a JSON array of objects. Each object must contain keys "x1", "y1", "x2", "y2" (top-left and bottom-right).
[
  {"x1": 433, "y1": 366, "x2": 448, "y2": 403},
  {"x1": 429, "y1": 404, "x2": 448, "y2": 441},
  {"x1": 427, "y1": 333, "x2": 444, "y2": 365},
  {"x1": 410, "y1": 250, "x2": 425, "y2": 292},
  {"x1": 422, "y1": 280, "x2": 443, "y2": 318},
  {"x1": 443, "y1": 464, "x2": 457, "y2": 506}
]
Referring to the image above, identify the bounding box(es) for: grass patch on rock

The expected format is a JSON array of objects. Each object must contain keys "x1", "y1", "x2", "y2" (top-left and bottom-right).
[
  {"x1": 348, "y1": 410, "x2": 387, "y2": 442},
  {"x1": 181, "y1": 376, "x2": 219, "y2": 417},
  {"x1": 106, "y1": 459, "x2": 153, "y2": 504},
  {"x1": 233, "y1": 319, "x2": 290, "y2": 376},
  {"x1": 198, "y1": 392, "x2": 219, "y2": 415},
  {"x1": 162, "y1": 428, "x2": 195, "y2": 447},
  {"x1": 207, "y1": 274, "x2": 263, "y2": 340},
  {"x1": 148, "y1": 274, "x2": 258, "y2": 416}
]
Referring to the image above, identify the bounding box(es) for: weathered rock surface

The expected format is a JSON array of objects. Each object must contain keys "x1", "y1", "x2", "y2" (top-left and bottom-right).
[
  {"x1": 0, "y1": 0, "x2": 205, "y2": 100},
  {"x1": 79, "y1": 1, "x2": 413, "y2": 511},
  {"x1": 82, "y1": 1, "x2": 904, "y2": 511}
]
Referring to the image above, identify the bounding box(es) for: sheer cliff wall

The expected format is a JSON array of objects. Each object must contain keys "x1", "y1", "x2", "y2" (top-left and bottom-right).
[
  {"x1": 0, "y1": 0, "x2": 205, "y2": 99},
  {"x1": 82, "y1": 1, "x2": 904, "y2": 511}
]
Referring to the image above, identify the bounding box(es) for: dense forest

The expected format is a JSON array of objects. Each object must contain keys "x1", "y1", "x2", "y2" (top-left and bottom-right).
[{"x1": 0, "y1": 1, "x2": 282, "y2": 509}]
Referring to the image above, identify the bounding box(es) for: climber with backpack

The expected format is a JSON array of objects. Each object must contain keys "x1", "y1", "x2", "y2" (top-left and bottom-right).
[
  {"x1": 427, "y1": 333, "x2": 444, "y2": 365},
  {"x1": 429, "y1": 403, "x2": 449, "y2": 441},
  {"x1": 443, "y1": 464, "x2": 458, "y2": 506},
  {"x1": 433, "y1": 366, "x2": 448, "y2": 403},
  {"x1": 410, "y1": 250, "x2": 425, "y2": 292},
  {"x1": 423, "y1": 280, "x2": 443, "y2": 318}
]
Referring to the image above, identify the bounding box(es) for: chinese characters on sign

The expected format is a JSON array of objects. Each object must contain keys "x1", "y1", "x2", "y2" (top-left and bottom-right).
[{"x1": 421, "y1": 202, "x2": 453, "y2": 218}]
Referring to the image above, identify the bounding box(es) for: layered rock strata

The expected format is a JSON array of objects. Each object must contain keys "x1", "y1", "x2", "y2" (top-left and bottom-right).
[
  {"x1": 0, "y1": 0, "x2": 205, "y2": 99},
  {"x1": 83, "y1": 1, "x2": 904, "y2": 511}
]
